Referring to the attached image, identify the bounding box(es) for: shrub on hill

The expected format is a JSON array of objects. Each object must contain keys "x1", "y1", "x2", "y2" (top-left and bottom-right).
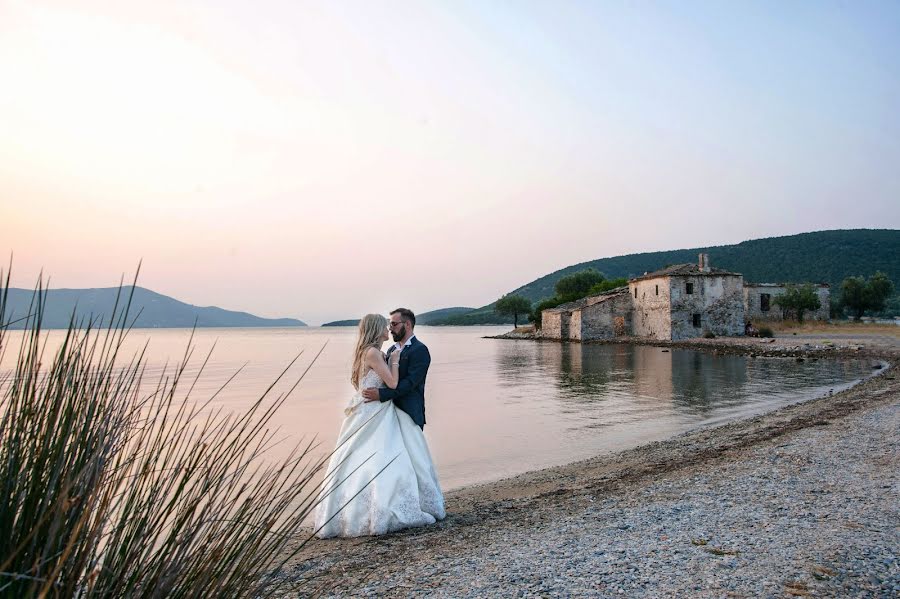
[{"x1": 507, "y1": 230, "x2": 900, "y2": 313}]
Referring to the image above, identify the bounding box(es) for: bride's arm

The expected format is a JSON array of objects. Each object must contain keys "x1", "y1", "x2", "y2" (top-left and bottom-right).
[{"x1": 365, "y1": 347, "x2": 400, "y2": 389}]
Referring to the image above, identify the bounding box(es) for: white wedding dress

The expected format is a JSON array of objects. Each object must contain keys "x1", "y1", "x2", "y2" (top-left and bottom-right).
[{"x1": 314, "y1": 368, "x2": 445, "y2": 538}]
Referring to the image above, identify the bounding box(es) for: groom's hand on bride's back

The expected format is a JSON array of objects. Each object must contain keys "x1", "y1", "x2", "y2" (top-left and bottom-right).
[{"x1": 362, "y1": 387, "x2": 381, "y2": 403}]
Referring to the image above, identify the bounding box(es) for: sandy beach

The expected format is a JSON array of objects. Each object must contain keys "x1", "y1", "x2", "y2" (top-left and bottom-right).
[{"x1": 284, "y1": 330, "x2": 900, "y2": 597}]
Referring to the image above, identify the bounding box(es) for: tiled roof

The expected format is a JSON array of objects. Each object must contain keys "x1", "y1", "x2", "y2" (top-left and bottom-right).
[
  {"x1": 544, "y1": 286, "x2": 628, "y2": 313},
  {"x1": 744, "y1": 282, "x2": 829, "y2": 287},
  {"x1": 630, "y1": 263, "x2": 741, "y2": 282}
]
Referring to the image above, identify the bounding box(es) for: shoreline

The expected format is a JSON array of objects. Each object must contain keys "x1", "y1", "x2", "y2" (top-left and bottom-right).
[
  {"x1": 486, "y1": 327, "x2": 899, "y2": 359},
  {"x1": 285, "y1": 335, "x2": 899, "y2": 595}
]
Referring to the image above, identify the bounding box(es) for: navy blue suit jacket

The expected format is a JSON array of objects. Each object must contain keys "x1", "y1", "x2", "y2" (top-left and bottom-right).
[{"x1": 378, "y1": 336, "x2": 430, "y2": 429}]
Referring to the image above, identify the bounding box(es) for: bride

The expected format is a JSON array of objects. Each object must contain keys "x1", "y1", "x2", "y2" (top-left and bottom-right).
[{"x1": 314, "y1": 314, "x2": 445, "y2": 538}]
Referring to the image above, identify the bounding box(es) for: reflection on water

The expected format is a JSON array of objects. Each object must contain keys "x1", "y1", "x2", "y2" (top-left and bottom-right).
[
  {"x1": 0, "y1": 327, "x2": 876, "y2": 491},
  {"x1": 501, "y1": 342, "x2": 866, "y2": 424},
  {"x1": 472, "y1": 340, "x2": 873, "y2": 488}
]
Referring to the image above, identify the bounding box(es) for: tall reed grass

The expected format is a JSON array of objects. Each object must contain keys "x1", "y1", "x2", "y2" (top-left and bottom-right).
[{"x1": 0, "y1": 271, "x2": 334, "y2": 597}]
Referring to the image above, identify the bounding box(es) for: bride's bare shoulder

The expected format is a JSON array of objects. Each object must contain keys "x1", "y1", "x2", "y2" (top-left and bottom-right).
[{"x1": 363, "y1": 346, "x2": 384, "y2": 364}]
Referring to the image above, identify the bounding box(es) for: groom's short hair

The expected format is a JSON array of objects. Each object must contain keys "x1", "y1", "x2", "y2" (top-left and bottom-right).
[{"x1": 391, "y1": 308, "x2": 416, "y2": 327}]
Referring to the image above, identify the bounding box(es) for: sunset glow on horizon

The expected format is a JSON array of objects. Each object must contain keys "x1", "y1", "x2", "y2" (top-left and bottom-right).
[{"x1": 2, "y1": 1, "x2": 899, "y2": 324}]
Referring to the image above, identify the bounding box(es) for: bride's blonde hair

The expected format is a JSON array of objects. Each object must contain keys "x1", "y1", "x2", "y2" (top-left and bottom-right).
[{"x1": 351, "y1": 314, "x2": 388, "y2": 390}]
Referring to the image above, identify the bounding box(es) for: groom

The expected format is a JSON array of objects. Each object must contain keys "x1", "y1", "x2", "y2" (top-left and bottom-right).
[{"x1": 362, "y1": 308, "x2": 430, "y2": 429}]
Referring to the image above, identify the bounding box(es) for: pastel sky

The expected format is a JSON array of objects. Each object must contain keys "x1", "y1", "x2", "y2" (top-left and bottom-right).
[{"x1": 2, "y1": 1, "x2": 899, "y2": 325}]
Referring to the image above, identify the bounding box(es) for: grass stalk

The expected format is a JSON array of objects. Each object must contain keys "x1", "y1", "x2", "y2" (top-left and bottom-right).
[{"x1": 0, "y1": 271, "x2": 345, "y2": 597}]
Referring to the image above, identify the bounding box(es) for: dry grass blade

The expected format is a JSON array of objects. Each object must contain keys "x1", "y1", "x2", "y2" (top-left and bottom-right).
[{"x1": 0, "y1": 269, "x2": 356, "y2": 598}]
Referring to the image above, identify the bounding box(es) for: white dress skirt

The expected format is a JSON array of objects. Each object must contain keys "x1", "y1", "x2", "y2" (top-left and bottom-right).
[{"x1": 313, "y1": 369, "x2": 445, "y2": 538}]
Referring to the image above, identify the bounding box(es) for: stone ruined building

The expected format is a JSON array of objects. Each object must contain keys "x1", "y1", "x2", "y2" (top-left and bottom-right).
[
  {"x1": 629, "y1": 255, "x2": 745, "y2": 340},
  {"x1": 743, "y1": 283, "x2": 830, "y2": 322},
  {"x1": 541, "y1": 254, "x2": 827, "y2": 342},
  {"x1": 541, "y1": 287, "x2": 633, "y2": 342}
]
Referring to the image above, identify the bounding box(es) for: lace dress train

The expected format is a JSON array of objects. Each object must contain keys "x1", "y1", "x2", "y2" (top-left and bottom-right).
[{"x1": 314, "y1": 369, "x2": 445, "y2": 538}]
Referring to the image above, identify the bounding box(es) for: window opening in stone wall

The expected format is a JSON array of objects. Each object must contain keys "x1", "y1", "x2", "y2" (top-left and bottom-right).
[
  {"x1": 634, "y1": 287, "x2": 638, "y2": 298},
  {"x1": 760, "y1": 293, "x2": 771, "y2": 312},
  {"x1": 686, "y1": 282, "x2": 694, "y2": 295},
  {"x1": 655, "y1": 285, "x2": 658, "y2": 296},
  {"x1": 692, "y1": 313, "x2": 701, "y2": 327}
]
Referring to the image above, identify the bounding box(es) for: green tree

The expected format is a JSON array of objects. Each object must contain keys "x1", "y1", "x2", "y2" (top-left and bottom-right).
[
  {"x1": 865, "y1": 271, "x2": 894, "y2": 314},
  {"x1": 588, "y1": 277, "x2": 628, "y2": 295},
  {"x1": 884, "y1": 294, "x2": 900, "y2": 317},
  {"x1": 529, "y1": 274, "x2": 625, "y2": 330},
  {"x1": 840, "y1": 276, "x2": 866, "y2": 320},
  {"x1": 773, "y1": 284, "x2": 821, "y2": 322},
  {"x1": 495, "y1": 294, "x2": 532, "y2": 328},
  {"x1": 841, "y1": 272, "x2": 895, "y2": 320},
  {"x1": 555, "y1": 269, "x2": 605, "y2": 303}
]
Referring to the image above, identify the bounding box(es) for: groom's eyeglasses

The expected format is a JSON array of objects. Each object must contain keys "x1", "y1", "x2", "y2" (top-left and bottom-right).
[{"x1": 389, "y1": 321, "x2": 405, "y2": 329}]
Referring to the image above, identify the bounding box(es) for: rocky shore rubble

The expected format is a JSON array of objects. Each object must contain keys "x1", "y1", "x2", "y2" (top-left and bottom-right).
[{"x1": 283, "y1": 339, "x2": 899, "y2": 597}]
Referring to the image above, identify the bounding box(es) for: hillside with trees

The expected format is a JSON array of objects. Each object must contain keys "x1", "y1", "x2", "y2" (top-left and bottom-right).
[{"x1": 431, "y1": 229, "x2": 900, "y2": 325}]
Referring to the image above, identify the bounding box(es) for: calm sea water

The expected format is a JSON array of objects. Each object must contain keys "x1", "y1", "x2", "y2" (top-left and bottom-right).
[{"x1": 1, "y1": 326, "x2": 876, "y2": 490}]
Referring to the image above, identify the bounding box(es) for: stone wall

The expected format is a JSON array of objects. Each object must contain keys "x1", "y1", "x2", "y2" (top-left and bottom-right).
[
  {"x1": 560, "y1": 311, "x2": 572, "y2": 339},
  {"x1": 541, "y1": 311, "x2": 565, "y2": 339},
  {"x1": 744, "y1": 284, "x2": 830, "y2": 321},
  {"x1": 579, "y1": 292, "x2": 633, "y2": 341},
  {"x1": 669, "y1": 274, "x2": 745, "y2": 340},
  {"x1": 569, "y1": 310, "x2": 583, "y2": 341},
  {"x1": 629, "y1": 278, "x2": 672, "y2": 340},
  {"x1": 812, "y1": 287, "x2": 830, "y2": 320},
  {"x1": 542, "y1": 310, "x2": 575, "y2": 340}
]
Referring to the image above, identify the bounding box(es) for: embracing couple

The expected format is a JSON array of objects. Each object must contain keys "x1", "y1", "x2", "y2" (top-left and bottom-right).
[{"x1": 314, "y1": 308, "x2": 446, "y2": 538}]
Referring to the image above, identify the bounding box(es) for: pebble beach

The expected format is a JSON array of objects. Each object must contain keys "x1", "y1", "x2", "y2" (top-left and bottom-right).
[{"x1": 285, "y1": 333, "x2": 899, "y2": 597}]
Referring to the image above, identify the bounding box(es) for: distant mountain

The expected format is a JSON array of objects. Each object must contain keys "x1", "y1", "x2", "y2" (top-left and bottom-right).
[
  {"x1": 1, "y1": 286, "x2": 307, "y2": 329},
  {"x1": 320, "y1": 307, "x2": 475, "y2": 328},
  {"x1": 322, "y1": 319, "x2": 359, "y2": 327},
  {"x1": 429, "y1": 306, "x2": 513, "y2": 326},
  {"x1": 432, "y1": 229, "x2": 900, "y2": 325},
  {"x1": 428, "y1": 306, "x2": 516, "y2": 326},
  {"x1": 417, "y1": 307, "x2": 475, "y2": 325}
]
